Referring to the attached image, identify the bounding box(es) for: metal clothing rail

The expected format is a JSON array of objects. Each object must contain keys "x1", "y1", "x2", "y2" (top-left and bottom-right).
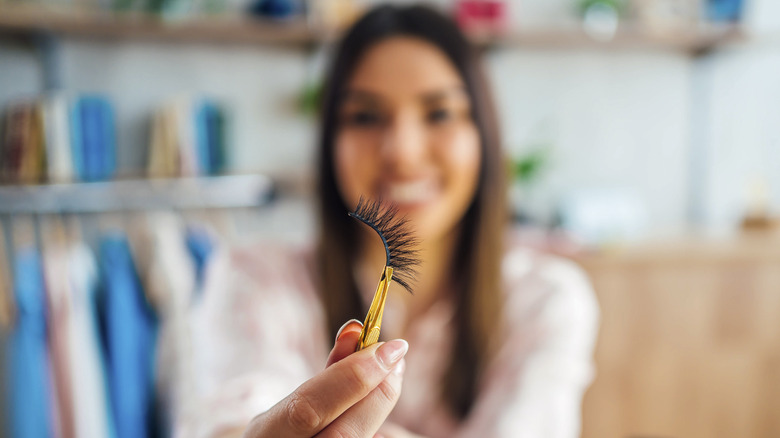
[{"x1": 0, "y1": 174, "x2": 275, "y2": 214}]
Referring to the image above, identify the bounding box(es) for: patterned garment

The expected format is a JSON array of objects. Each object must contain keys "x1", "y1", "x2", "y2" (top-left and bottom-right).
[{"x1": 174, "y1": 240, "x2": 599, "y2": 438}]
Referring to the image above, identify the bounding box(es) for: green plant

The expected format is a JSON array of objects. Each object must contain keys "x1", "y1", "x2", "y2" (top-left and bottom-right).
[
  {"x1": 511, "y1": 147, "x2": 549, "y2": 186},
  {"x1": 576, "y1": 0, "x2": 625, "y2": 15},
  {"x1": 298, "y1": 81, "x2": 323, "y2": 117}
]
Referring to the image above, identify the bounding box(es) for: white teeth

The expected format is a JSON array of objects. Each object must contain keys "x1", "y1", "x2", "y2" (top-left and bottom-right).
[{"x1": 387, "y1": 180, "x2": 436, "y2": 204}]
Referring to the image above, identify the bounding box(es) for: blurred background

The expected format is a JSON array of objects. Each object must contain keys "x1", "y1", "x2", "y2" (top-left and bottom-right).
[{"x1": 1, "y1": 0, "x2": 780, "y2": 437}]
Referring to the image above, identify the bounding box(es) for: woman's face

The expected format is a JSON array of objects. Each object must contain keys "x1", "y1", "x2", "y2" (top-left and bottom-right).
[{"x1": 334, "y1": 36, "x2": 482, "y2": 243}]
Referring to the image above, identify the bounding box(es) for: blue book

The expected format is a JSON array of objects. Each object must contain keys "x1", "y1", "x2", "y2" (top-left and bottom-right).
[
  {"x1": 82, "y1": 98, "x2": 100, "y2": 182},
  {"x1": 69, "y1": 99, "x2": 85, "y2": 181},
  {"x1": 194, "y1": 100, "x2": 212, "y2": 176},
  {"x1": 77, "y1": 96, "x2": 117, "y2": 182},
  {"x1": 208, "y1": 105, "x2": 227, "y2": 175},
  {"x1": 707, "y1": 0, "x2": 744, "y2": 21},
  {"x1": 97, "y1": 98, "x2": 117, "y2": 181}
]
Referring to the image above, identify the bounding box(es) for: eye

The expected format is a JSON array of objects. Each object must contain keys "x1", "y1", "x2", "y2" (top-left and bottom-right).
[
  {"x1": 427, "y1": 108, "x2": 452, "y2": 124},
  {"x1": 344, "y1": 110, "x2": 382, "y2": 127}
]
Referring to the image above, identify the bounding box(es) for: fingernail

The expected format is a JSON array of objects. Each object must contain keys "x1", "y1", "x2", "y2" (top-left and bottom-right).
[
  {"x1": 376, "y1": 339, "x2": 408, "y2": 370},
  {"x1": 336, "y1": 319, "x2": 362, "y2": 342},
  {"x1": 392, "y1": 358, "x2": 406, "y2": 376}
]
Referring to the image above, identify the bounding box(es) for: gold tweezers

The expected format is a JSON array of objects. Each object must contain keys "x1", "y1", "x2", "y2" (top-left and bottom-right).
[{"x1": 356, "y1": 266, "x2": 393, "y2": 351}]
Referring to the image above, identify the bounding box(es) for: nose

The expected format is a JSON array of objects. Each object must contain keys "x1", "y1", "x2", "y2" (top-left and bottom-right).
[{"x1": 380, "y1": 111, "x2": 427, "y2": 171}]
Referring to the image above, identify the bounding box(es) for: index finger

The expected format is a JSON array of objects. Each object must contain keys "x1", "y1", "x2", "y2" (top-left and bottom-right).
[{"x1": 244, "y1": 339, "x2": 408, "y2": 438}]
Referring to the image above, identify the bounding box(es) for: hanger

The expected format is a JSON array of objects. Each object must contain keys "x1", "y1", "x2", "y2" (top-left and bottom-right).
[
  {"x1": 182, "y1": 207, "x2": 223, "y2": 244},
  {"x1": 96, "y1": 211, "x2": 124, "y2": 237},
  {"x1": 63, "y1": 212, "x2": 83, "y2": 246},
  {"x1": 125, "y1": 209, "x2": 152, "y2": 290},
  {"x1": 40, "y1": 213, "x2": 68, "y2": 250},
  {"x1": 11, "y1": 214, "x2": 37, "y2": 251}
]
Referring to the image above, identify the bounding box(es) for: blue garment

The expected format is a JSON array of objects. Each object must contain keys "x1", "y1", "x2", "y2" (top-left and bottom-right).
[
  {"x1": 97, "y1": 235, "x2": 158, "y2": 438},
  {"x1": 6, "y1": 248, "x2": 53, "y2": 438},
  {"x1": 185, "y1": 226, "x2": 214, "y2": 299}
]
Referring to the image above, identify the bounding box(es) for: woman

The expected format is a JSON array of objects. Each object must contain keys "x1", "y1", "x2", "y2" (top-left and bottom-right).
[{"x1": 179, "y1": 5, "x2": 598, "y2": 438}]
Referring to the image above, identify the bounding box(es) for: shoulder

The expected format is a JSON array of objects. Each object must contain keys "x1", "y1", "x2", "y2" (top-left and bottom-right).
[
  {"x1": 500, "y1": 240, "x2": 599, "y2": 339},
  {"x1": 188, "y1": 240, "x2": 328, "y2": 413},
  {"x1": 207, "y1": 240, "x2": 315, "y2": 290},
  {"x1": 200, "y1": 240, "x2": 321, "y2": 318},
  {"x1": 227, "y1": 240, "x2": 313, "y2": 277}
]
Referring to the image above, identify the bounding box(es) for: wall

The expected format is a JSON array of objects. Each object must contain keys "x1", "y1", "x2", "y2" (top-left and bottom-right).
[
  {"x1": 61, "y1": 38, "x2": 314, "y2": 175},
  {"x1": 0, "y1": 39, "x2": 41, "y2": 104},
  {"x1": 2, "y1": 11, "x2": 779, "y2": 235},
  {"x1": 1, "y1": 37, "x2": 314, "y2": 176},
  {"x1": 488, "y1": 49, "x2": 690, "y2": 234},
  {"x1": 701, "y1": 45, "x2": 780, "y2": 232}
]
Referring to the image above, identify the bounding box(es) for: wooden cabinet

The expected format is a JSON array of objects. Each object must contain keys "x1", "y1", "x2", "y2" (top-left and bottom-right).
[{"x1": 578, "y1": 236, "x2": 780, "y2": 438}]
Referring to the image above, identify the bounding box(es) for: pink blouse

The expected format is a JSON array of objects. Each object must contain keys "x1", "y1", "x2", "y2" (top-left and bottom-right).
[{"x1": 174, "y1": 239, "x2": 599, "y2": 438}]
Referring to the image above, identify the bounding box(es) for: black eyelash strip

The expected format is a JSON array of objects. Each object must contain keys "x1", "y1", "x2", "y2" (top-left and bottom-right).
[{"x1": 348, "y1": 197, "x2": 420, "y2": 293}]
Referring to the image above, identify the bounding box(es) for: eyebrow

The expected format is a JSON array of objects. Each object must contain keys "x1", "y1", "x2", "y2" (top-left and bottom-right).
[
  {"x1": 341, "y1": 86, "x2": 468, "y2": 105},
  {"x1": 420, "y1": 87, "x2": 469, "y2": 104},
  {"x1": 341, "y1": 89, "x2": 382, "y2": 105}
]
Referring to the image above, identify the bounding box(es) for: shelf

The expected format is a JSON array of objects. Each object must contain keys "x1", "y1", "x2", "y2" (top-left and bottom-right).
[
  {"x1": 0, "y1": 3, "x2": 745, "y2": 54},
  {"x1": 0, "y1": 174, "x2": 275, "y2": 214},
  {"x1": 477, "y1": 24, "x2": 745, "y2": 55},
  {"x1": 0, "y1": 3, "x2": 314, "y2": 47}
]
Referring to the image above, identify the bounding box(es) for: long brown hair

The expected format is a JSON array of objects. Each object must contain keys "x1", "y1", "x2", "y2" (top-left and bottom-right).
[{"x1": 315, "y1": 4, "x2": 507, "y2": 418}]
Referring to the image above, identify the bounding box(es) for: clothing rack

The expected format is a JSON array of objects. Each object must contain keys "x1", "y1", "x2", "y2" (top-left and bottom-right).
[
  {"x1": 0, "y1": 172, "x2": 270, "y2": 332},
  {"x1": 0, "y1": 205, "x2": 223, "y2": 438}
]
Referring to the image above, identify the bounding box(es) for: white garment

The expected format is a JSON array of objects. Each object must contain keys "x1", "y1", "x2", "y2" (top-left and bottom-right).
[
  {"x1": 140, "y1": 213, "x2": 199, "y2": 429},
  {"x1": 174, "y1": 239, "x2": 600, "y2": 438},
  {"x1": 66, "y1": 243, "x2": 113, "y2": 438}
]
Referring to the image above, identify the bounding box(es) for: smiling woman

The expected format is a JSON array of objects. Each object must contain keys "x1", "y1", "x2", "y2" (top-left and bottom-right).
[
  {"x1": 175, "y1": 5, "x2": 600, "y2": 438},
  {"x1": 316, "y1": 5, "x2": 511, "y2": 422}
]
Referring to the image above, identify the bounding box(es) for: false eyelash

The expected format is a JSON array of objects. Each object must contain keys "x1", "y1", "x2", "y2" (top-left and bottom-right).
[{"x1": 348, "y1": 197, "x2": 420, "y2": 293}]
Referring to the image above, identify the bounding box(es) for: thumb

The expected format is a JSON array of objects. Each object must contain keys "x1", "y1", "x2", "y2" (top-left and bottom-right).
[{"x1": 326, "y1": 319, "x2": 363, "y2": 367}]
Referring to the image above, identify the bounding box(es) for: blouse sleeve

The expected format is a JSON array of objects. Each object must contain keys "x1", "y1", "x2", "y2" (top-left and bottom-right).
[
  {"x1": 457, "y1": 251, "x2": 600, "y2": 438},
  {"x1": 173, "y1": 245, "x2": 328, "y2": 438}
]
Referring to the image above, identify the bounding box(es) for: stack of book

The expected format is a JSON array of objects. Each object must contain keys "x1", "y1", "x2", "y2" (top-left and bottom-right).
[
  {"x1": 0, "y1": 95, "x2": 116, "y2": 185},
  {"x1": 147, "y1": 97, "x2": 228, "y2": 178}
]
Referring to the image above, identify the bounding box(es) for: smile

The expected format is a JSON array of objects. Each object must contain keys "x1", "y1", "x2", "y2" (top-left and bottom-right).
[{"x1": 382, "y1": 179, "x2": 439, "y2": 206}]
